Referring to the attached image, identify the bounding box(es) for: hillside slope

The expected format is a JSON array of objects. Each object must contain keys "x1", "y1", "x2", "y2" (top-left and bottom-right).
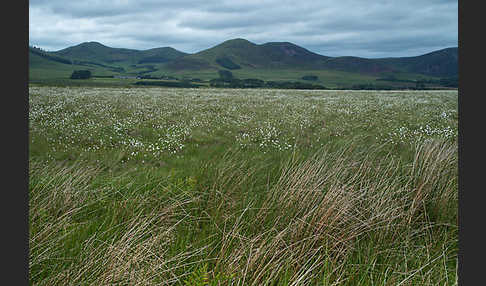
[
  {"x1": 377, "y1": 47, "x2": 458, "y2": 77},
  {"x1": 29, "y1": 47, "x2": 122, "y2": 80},
  {"x1": 165, "y1": 39, "x2": 457, "y2": 77},
  {"x1": 167, "y1": 38, "x2": 331, "y2": 70},
  {"x1": 52, "y1": 41, "x2": 188, "y2": 64},
  {"x1": 29, "y1": 40, "x2": 458, "y2": 84}
]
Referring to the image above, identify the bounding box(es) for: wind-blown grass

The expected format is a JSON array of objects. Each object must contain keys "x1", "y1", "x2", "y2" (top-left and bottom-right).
[{"x1": 29, "y1": 86, "x2": 457, "y2": 285}]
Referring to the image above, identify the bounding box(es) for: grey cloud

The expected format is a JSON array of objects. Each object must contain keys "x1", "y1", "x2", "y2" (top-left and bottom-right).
[
  {"x1": 29, "y1": 0, "x2": 457, "y2": 57},
  {"x1": 30, "y1": 0, "x2": 214, "y2": 18},
  {"x1": 178, "y1": 11, "x2": 305, "y2": 31}
]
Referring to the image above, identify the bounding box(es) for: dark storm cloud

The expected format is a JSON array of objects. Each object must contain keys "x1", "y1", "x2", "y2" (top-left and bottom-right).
[{"x1": 29, "y1": 0, "x2": 457, "y2": 58}]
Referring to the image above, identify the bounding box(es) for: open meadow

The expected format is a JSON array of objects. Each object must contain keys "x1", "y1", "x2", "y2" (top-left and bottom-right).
[{"x1": 29, "y1": 86, "x2": 458, "y2": 285}]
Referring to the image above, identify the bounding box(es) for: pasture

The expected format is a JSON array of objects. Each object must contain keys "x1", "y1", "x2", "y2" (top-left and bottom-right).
[{"x1": 29, "y1": 86, "x2": 458, "y2": 285}]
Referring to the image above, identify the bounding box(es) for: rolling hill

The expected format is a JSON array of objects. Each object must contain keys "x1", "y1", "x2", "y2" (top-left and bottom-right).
[
  {"x1": 167, "y1": 38, "x2": 332, "y2": 70},
  {"x1": 29, "y1": 46, "x2": 120, "y2": 80},
  {"x1": 165, "y1": 39, "x2": 457, "y2": 77},
  {"x1": 52, "y1": 41, "x2": 188, "y2": 64},
  {"x1": 168, "y1": 38, "x2": 397, "y2": 74},
  {"x1": 29, "y1": 39, "x2": 458, "y2": 88},
  {"x1": 376, "y1": 47, "x2": 458, "y2": 77}
]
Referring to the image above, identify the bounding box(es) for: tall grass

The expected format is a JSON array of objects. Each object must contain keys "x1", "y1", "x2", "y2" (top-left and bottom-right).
[{"x1": 29, "y1": 138, "x2": 457, "y2": 285}]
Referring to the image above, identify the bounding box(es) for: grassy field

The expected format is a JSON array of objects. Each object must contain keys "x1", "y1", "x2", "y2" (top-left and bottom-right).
[
  {"x1": 29, "y1": 85, "x2": 458, "y2": 285},
  {"x1": 30, "y1": 50, "x2": 442, "y2": 89},
  {"x1": 148, "y1": 67, "x2": 382, "y2": 89}
]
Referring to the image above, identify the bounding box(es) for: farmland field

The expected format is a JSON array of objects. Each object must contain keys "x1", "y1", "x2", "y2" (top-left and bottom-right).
[{"x1": 29, "y1": 86, "x2": 458, "y2": 285}]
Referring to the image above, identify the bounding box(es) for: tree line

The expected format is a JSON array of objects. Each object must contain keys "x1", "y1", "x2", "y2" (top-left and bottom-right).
[{"x1": 209, "y1": 70, "x2": 327, "y2": 89}]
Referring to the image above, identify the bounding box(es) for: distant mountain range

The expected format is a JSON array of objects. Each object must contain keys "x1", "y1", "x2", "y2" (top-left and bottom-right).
[
  {"x1": 29, "y1": 38, "x2": 457, "y2": 88},
  {"x1": 165, "y1": 38, "x2": 457, "y2": 77}
]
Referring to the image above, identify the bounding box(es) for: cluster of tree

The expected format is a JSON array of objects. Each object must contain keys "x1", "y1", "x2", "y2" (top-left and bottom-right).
[
  {"x1": 215, "y1": 57, "x2": 241, "y2": 70},
  {"x1": 218, "y1": 70, "x2": 234, "y2": 81},
  {"x1": 302, "y1": 75, "x2": 319, "y2": 81},
  {"x1": 209, "y1": 79, "x2": 326, "y2": 89},
  {"x1": 350, "y1": 83, "x2": 398, "y2": 90},
  {"x1": 376, "y1": 75, "x2": 458, "y2": 88},
  {"x1": 139, "y1": 75, "x2": 179, "y2": 80},
  {"x1": 265, "y1": 81, "x2": 326, "y2": 89},
  {"x1": 30, "y1": 46, "x2": 72, "y2": 65},
  {"x1": 211, "y1": 70, "x2": 260, "y2": 88},
  {"x1": 91, "y1": 75, "x2": 114, "y2": 78},
  {"x1": 70, "y1": 70, "x2": 92, "y2": 79},
  {"x1": 134, "y1": 81, "x2": 199, "y2": 88},
  {"x1": 348, "y1": 83, "x2": 443, "y2": 90},
  {"x1": 30, "y1": 45, "x2": 44, "y2": 51},
  {"x1": 209, "y1": 78, "x2": 266, "y2": 88},
  {"x1": 210, "y1": 70, "x2": 326, "y2": 89}
]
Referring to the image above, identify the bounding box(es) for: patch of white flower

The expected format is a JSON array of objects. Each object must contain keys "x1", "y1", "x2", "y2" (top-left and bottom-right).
[{"x1": 29, "y1": 86, "x2": 458, "y2": 161}]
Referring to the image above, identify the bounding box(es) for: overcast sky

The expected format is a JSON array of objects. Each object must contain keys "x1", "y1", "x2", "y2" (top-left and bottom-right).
[{"x1": 29, "y1": 0, "x2": 458, "y2": 58}]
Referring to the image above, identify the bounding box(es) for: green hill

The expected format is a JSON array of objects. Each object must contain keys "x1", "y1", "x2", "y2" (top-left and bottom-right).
[
  {"x1": 29, "y1": 43, "x2": 189, "y2": 82},
  {"x1": 165, "y1": 39, "x2": 456, "y2": 77},
  {"x1": 52, "y1": 41, "x2": 188, "y2": 65},
  {"x1": 167, "y1": 38, "x2": 331, "y2": 70},
  {"x1": 29, "y1": 46, "x2": 120, "y2": 81},
  {"x1": 137, "y1": 47, "x2": 189, "y2": 64},
  {"x1": 29, "y1": 39, "x2": 457, "y2": 88},
  {"x1": 377, "y1": 47, "x2": 458, "y2": 77}
]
